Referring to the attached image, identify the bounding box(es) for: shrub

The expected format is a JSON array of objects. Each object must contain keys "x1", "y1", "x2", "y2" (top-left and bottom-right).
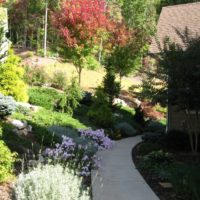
[
  {"x1": 51, "y1": 70, "x2": 67, "y2": 90},
  {"x1": 14, "y1": 164, "x2": 90, "y2": 200},
  {"x1": 54, "y1": 78, "x2": 82, "y2": 116},
  {"x1": 163, "y1": 129, "x2": 191, "y2": 151},
  {"x1": 114, "y1": 122, "x2": 138, "y2": 137},
  {"x1": 142, "y1": 131, "x2": 164, "y2": 143},
  {"x1": 168, "y1": 165, "x2": 200, "y2": 200},
  {"x1": 85, "y1": 55, "x2": 101, "y2": 70},
  {"x1": 87, "y1": 88, "x2": 114, "y2": 128},
  {"x1": 28, "y1": 87, "x2": 63, "y2": 110},
  {"x1": 139, "y1": 150, "x2": 174, "y2": 173},
  {"x1": 0, "y1": 94, "x2": 16, "y2": 118},
  {"x1": 103, "y1": 67, "x2": 121, "y2": 105},
  {"x1": 0, "y1": 49, "x2": 28, "y2": 102},
  {"x1": 45, "y1": 129, "x2": 114, "y2": 177},
  {"x1": 137, "y1": 142, "x2": 162, "y2": 156},
  {"x1": 0, "y1": 140, "x2": 17, "y2": 182},
  {"x1": 145, "y1": 120, "x2": 166, "y2": 133},
  {"x1": 24, "y1": 65, "x2": 50, "y2": 86},
  {"x1": 80, "y1": 91, "x2": 92, "y2": 105}
]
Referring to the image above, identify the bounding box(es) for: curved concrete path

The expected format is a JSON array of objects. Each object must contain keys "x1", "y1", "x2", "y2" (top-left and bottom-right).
[{"x1": 92, "y1": 136, "x2": 159, "y2": 200}]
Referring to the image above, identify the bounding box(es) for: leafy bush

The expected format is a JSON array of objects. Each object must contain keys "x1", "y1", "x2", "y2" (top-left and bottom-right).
[
  {"x1": 137, "y1": 142, "x2": 162, "y2": 156},
  {"x1": 163, "y1": 129, "x2": 191, "y2": 151},
  {"x1": 0, "y1": 140, "x2": 17, "y2": 182},
  {"x1": 12, "y1": 108, "x2": 86, "y2": 145},
  {"x1": 114, "y1": 122, "x2": 138, "y2": 137},
  {"x1": 103, "y1": 67, "x2": 121, "y2": 105},
  {"x1": 85, "y1": 55, "x2": 101, "y2": 70},
  {"x1": 168, "y1": 165, "x2": 200, "y2": 200},
  {"x1": 145, "y1": 120, "x2": 166, "y2": 133},
  {"x1": 0, "y1": 94, "x2": 16, "y2": 118},
  {"x1": 54, "y1": 78, "x2": 82, "y2": 116},
  {"x1": 80, "y1": 91, "x2": 92, "y2": 105},
  {"x1": 14, "y1": 164, "x2": 90, "y2": 200},
  {"x1": 24, "y1": 65, "x2": 50, "y2": 86},
  {"x1": 138, "y1": 150, "x2": 174, "y2": 173},
  {"x1": 15, "y1": 105, "x2": 31, "y2": 116},
  {"x1": 28, "y1": 87, "x2": 64, "y2": 110},
  {"x1": 87, "y1": 88, "x2": 114, "y2": 128},
  {"x1": 0, "y1": 49, "x2": 28, "y2": 102},
  {"x1": 142, "y1": 131, "x2": 164, "y2": 143},
  {"x1": 51, "y1": 69, "x2": 67, "y2": 90}
]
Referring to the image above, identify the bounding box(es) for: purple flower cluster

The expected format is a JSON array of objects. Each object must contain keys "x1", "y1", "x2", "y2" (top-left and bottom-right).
[
  {"x1": 79, "y1": 129, "x2": 114, "y2": 150},
  {"x1": 45, "y1": 136, "x2": 75, "y2": 161},
  {"x1": 44, "y1": 129, "x2": 114, "y2": 177}
]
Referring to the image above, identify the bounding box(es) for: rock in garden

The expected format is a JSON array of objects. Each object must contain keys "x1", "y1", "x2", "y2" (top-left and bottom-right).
[
  {"x1": 159, "y1": 182, "x2": 172, "y2": 189},
  {"x1": 113, "y1": 98, "x2": 127, "y2": 107},
  {"x1": 132, "y1": 98, "x2": 142, "y2": 107},
  {"x1": 11, "y1": 119, "x2": 27, "y2": 129}
]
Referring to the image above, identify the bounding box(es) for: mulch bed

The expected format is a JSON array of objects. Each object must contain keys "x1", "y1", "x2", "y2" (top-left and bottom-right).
[
  {"x1": 132, "y1": 143, "x2": 185, "y2": 200},
  {"x1": 0, "y1": 182, "x2": 14, "y2": 200}
]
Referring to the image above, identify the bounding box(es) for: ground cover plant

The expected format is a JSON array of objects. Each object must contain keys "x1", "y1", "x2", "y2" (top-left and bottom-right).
[
  {"x1": 14, "y1": 164, "x2": 90, "y2": 200},
  {"x1": 28, "y1": 87, "x2": 64, "y2": 110}
]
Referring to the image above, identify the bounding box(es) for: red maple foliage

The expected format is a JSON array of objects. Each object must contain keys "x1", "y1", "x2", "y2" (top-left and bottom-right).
[{"x1": 52, "y1": 0, "x2": 108, "y2": 48}]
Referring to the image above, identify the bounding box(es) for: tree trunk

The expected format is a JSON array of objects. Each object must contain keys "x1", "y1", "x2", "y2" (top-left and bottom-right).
[
  {"x1": 44, "y1": 1, "x2": 48, "y2": 57},
  {"x1": 98, "y1": 38, "x2": 103, "y2": 64},
  {"x1": 78, "y1": 67, "x2": 82, "y2": 86}
]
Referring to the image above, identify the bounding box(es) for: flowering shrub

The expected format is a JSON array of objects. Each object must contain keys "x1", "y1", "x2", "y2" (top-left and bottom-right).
[
  {"x1": 79, "y1": 129, "x2": 114, "y2": 150},
  {"x1": 45, "y1": 129, "x2": 114, "y2": 177},
  {"x1": 14, "y1": 164, "x2": 90, "y2": 200}
]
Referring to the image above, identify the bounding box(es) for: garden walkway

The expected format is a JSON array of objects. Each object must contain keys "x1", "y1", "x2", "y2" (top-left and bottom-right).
[{"x1": 92, "y1": 136, "x2": 159, "y2": 200}]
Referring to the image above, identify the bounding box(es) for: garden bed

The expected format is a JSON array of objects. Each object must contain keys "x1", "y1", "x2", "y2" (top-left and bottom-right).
[{"x1": 132, "y1": 142, "x2": 200, "y2": 200}]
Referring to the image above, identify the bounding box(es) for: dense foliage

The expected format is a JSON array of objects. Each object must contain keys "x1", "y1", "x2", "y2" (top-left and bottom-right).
[
  {"x1": 15, "y1": 164, "x2": 90, "y2": 200},
  {"x1": 0, "y1": 138, "x2": 17, "y2": 182},
  {"x1": 54, "y1": 78, "x2": 82, "y2": 116},
  {"x1": 28, "y1": 87, "x2": 64, "y2": 110},
  {"x1": 0, "y1": 93, "x2": 16, "y2": 118},
  {"x1": 0, "y1": 49, "x2": 28, "y2": 102}
]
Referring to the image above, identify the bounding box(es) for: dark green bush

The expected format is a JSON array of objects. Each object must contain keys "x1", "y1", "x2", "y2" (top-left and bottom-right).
[
  {"x1": 0, "y1": 94, "x2": 16, "y2": 118},
  {"x1": 54, "y1": 78, "x2": 82, "y2": 116},
  {"x1": 87, "y1": 88, "x2": 114, "y2": 128},
  {"x1": 163, "y1": 129, "x2": 191, "y2": 151},
  {"x1": 138, "y1": 150, "x2": 174, "y2": 173},
  {"x1": 142, "y1": 131, "x2": 164, "y2": 143},
  {"x1": 103, "y1": 67, "x2": 121, "y2": 105},
  {"x1": 168, "y1": 165, "x2": 200, "y2": 200},
  {"x1": 137, "y1": 142, "x2": 162, "y2": 156},
  {"x1": 28, "y1": 87, "x2": 63, "y2": 110},
  {"x1": 145, "y1": 120, "x2": 166, "y2": 133},
  {"x1": 114, "y1": 122, "x2": 138, "y2": 137}
]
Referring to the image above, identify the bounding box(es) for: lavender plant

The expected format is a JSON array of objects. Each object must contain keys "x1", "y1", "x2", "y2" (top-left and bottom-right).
[{"x1": 44, "y1": 129, "x2": 114, "y2": 177}]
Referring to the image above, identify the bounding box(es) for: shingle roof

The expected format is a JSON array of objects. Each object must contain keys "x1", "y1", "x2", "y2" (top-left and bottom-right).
[{"x1": 149, "y1": 2, "x2": 200, "y2": 54}]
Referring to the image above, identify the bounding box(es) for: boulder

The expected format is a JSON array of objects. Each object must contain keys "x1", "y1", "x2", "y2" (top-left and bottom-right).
[
  {"x1": 113, "y1": 98, "x2": 127, "y2": 107},
  {"x1": 11, "y1": 120, "x2": 27, "y2": 130}
]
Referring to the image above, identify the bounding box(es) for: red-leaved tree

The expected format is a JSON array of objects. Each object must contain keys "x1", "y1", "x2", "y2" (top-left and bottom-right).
[{"x1": 52, "y1": 0, "x2": 109, "y2": 84}]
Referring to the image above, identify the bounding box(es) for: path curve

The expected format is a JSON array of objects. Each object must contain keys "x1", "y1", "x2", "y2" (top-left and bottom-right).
[{"x1": 92, "y1": 136, "x2": 159, "y2": 200}]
